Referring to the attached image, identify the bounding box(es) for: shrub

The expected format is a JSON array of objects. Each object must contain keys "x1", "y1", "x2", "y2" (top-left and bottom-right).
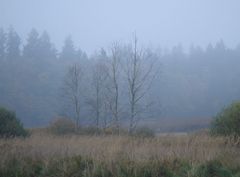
[
  {"x1": 211, "y1": 102, "x2": 240, "y2": 136},
  {"x1": 131, "y1": 126, "x2": 155, "y2": 138},
  {"x1": 49, "y1": 117, "x2": 76, "y2": 135},
  {"x1": 0, "y1": 107, "x2": 28, "y2": 137},
  {"x1": 0, "y1": 108, "x2": 28, "y2": 137}
]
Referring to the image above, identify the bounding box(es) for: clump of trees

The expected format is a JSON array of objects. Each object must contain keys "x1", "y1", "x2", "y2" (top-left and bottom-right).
[
  {"x1": 63, "y1": 35, "x2": 158, "y2": 134},
  {"x1": 0, "y1": 107, "x2": 28, "y2": 137},
  {"x1": 211, "y1": 101, "x2": 240, "y2": 136},
  {"x1": 2, "y1": 26, "x2": 240, "y2": 133}
]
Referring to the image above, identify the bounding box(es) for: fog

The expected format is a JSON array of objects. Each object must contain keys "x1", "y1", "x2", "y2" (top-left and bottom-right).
[
  {"x1": 1, "y1": 0, "x2": 240, "y2": 132},
  {"x1": 1, "y1": 0, "x2": 240, "y2": 53}
]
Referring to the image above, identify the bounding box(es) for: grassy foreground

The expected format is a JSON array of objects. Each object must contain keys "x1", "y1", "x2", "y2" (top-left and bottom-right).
[{"x1": 0, "y1": 131, "x2": 240, "y2": 177}]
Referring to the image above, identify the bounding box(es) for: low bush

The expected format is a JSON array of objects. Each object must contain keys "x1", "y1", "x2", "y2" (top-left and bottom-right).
[
  {"x1": 211, "y1": 101, "x2": 240, "y2": 136},
  {"x1": 48, "y1": 117, "x2": 76, "y2": 135},
  {"x1": 0, "y1": 107, "x2": 28, "y2": 137}
]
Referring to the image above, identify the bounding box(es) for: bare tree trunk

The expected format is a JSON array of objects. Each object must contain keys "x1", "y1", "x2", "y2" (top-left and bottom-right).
[
  {"x1": 129, "y1": 37, "x2": 138, "y2": 133},
  {"x1": 88, "y1": 54, "x2": 108, "y2": 128},
  {"x1": 113, "y1": 62, "x2": 119, "y2": 130},
  {"x1": 96, "y1": 84, "x2": 100, "y2": 127},
  {"x1": 107, "y1": 43, "x2": 121, "y2": 132},
  {"x1": 126, "y1": 35, "x2": 157, "y2": 133},
  {"x1": 63, "y1": 63, "x2": 83, "y2": 129}
]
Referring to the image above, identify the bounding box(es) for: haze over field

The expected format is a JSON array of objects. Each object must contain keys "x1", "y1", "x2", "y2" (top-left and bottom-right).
[
  {"x1": 1, "y1": 0, "x2": 240, "y2": 132},
  {"x1": 1, "y1": 2, "x2": 240, "y2": 176},
  {"x1": 1, "y1": 0, "x2": 240, "y2": 53}
]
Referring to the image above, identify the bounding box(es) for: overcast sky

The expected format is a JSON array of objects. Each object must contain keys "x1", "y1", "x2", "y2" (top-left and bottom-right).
[{"x1": 1, "y1": 0, "x2": 240, "y2": 53}]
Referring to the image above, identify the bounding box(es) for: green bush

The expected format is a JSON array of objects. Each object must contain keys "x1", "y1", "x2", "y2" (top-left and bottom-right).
[
  {"x1": 211, "y1": 102, "x2": 240, "y2": 136},
  {"x1": 49, "y1": 117, "x2": 76, "y2": 135},
  {"x1": 0, "y1": 107, "x2": 28, "y2": 137}
]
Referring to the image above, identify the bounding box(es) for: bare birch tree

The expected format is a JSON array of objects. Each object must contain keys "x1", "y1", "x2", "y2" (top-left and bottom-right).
[
  {"x1": 125, "y1": 36, "x2": 157, "y2": 133},
  {"x1": 63, "y1": 63, "x2": 83, "y2": 129},
  {"x1": 106, "y1": 43, "x2": 121, "y2": 131},
  {"x1": 87, "y1": 51, "x2": 108, "y2": 128}
]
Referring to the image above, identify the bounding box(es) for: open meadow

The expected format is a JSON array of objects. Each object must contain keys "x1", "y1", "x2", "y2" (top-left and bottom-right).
[
  {"x1": 2, "y1": 1, "x2": 240, "y2": 177},
  {"x1": 0, "y1": 131, "x2": 240, "y2": 177}
]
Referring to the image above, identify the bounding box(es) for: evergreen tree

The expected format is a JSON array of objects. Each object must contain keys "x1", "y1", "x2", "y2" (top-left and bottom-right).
[
  {"x1": 215, "y1": 40, "x2": 226, "y2": 51},
  {"x1": 23, "y1": 30, "x2": 56, "y2": 61},
  {"x1": 60, "y1": 36, "x2": 76, "y2": 60},
  {"x1": 22, "y1": 28, "x2": 39, "y2": 59},
  {"x1": 0, "y1": 28, "x2": 6, "y2": 60},
  {"x1": 215, "y1": 40, "x2": 226, "y2": 57},
  {"x1": 171, "y1": 44, "x2": 184, "y2": 58},
  {"x1": 6, "y1": 27, "x2": 21, "y2": 60},
  {"x1": 39, "y1": 31, "x2": 57, "y2": 60},
  {"x1": 206, "y1": 43, "x2": 214, "y2": 53}
]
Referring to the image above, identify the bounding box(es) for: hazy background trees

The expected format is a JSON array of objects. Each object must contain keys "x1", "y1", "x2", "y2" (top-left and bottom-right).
[
  {"x1": 1, "y1": 27, "x2": 240, "y2": 132},
  {"x1": 0, "y1": 29, "x2": 6, "y2": 60},
  {"x1": 87, "y1": 50, "x2": 109, "y2": 128},
  {"x1": 63, "y1": 63, "x2": 83, "y2": 129},
  {"x1": 6, "y1": 27, "x2": 21, "y2": 61}
]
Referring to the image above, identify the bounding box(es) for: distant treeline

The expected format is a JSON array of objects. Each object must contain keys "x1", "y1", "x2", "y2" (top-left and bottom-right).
[{"x1": 0, "y1": 27, "x2": 240, "y2": 130}]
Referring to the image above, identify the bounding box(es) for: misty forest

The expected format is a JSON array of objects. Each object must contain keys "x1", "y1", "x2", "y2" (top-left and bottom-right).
[
  {"x1": 0, "y1": 1, "x2": 240, "y2": 177},
  {"x1": 1, "y1": 27, "x2": 240, "y2": 131}
]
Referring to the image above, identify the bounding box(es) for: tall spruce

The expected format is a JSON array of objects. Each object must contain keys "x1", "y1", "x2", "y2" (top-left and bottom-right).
[
  {"x1": 0, "y1": 28, "x2": 6, "y2": 60},
  {"x1": 23, "y1": 29, "x2": 39, "y2": 59},
  {"x1": 60, "y1": 36, "x2": 76, "y2": 60},
  {"x1": 6, "y1": 27, "x2": 21, "y2": 60}
]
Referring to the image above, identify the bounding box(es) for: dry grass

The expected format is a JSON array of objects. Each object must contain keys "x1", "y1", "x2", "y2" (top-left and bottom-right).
[{"x1": 0, "y1": 131, "x2": 239, "y2": 169}]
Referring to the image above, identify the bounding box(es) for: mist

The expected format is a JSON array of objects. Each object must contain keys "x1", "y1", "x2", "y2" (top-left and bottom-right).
[
  {"x1": 2, "y1": 2, "x2": 240, "y2": 175},
  {"x1": 1, "y1": 0, "x2": 240, "y2": 132},
  {"x1": 1, "y1": 0, "x2": 240, "y2": 53}
]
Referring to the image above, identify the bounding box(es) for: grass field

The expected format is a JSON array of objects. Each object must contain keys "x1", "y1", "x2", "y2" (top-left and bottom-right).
[{"x1": 0, "y1": 131, "x2": 240, "y2": 177}]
